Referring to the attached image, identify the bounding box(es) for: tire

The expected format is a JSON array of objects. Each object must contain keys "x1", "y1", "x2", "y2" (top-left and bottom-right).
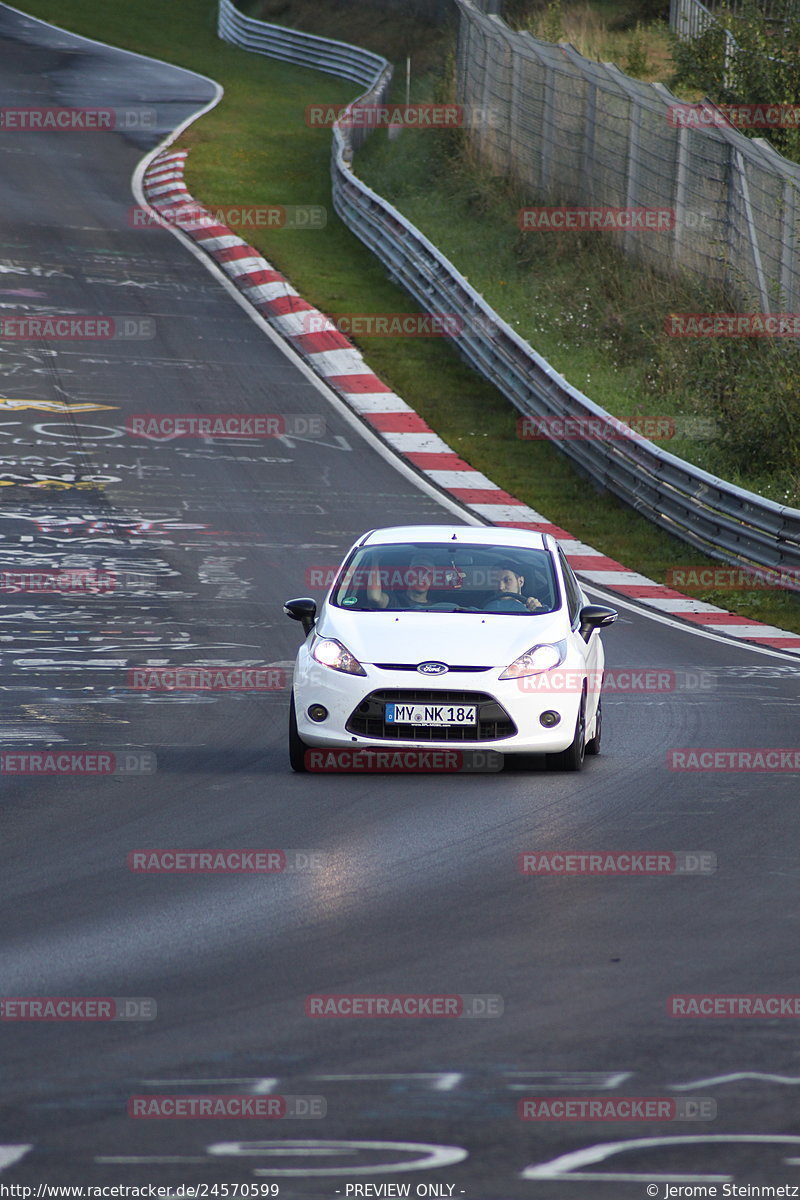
[
  {"x1": 585, "y1": 698, "x2": 602, "y2": 756},
  {"x1": 288, "y1": 694, "x2": 308, "y2": 773},
  {"x1": 547, "y1": 694, "x2": 586, "y2": 772}
]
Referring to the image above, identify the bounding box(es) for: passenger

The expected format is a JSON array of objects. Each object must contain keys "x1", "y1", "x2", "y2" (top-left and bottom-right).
[{"x1": 367, "y1": 554, "x2": 438, "y2": 610}]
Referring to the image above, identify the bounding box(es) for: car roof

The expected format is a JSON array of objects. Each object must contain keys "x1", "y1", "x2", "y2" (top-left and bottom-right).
[{"x1": 358, "y1": 525, "x2": 550, "y2": 551}]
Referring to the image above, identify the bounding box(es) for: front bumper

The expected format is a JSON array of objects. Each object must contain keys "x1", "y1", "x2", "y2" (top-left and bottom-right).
[{"x1": 292, "y1": 652, "x2": 595, "y2": 755}]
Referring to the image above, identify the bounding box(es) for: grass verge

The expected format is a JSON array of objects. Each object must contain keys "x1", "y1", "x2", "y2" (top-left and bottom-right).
[{"x1": 11, "y1": 0, "x2": 800, "y2": 636}]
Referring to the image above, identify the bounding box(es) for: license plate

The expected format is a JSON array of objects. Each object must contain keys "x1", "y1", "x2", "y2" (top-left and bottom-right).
[{"x1": 385, "y1": 702, "x2": 477, "y2": 726}]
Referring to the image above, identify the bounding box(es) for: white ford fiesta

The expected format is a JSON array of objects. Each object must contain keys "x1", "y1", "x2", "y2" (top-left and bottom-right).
[{"x1": 284, "y1": 525, "x2": 617, "y2": 772}]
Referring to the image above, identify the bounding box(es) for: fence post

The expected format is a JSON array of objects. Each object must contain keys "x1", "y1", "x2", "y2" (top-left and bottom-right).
[
  {"x1": 733, "y1": 149, "x2": 769, "y2": 311},
  {"x1": 779, "y1": 178, "x2": 799, "y2": 311},
  {"x1": 508, "y1": 31, "x2": 523, "y2": 172},
  {"x1": 603, "y1": 64, "x2": 647, "y2": 253},
  {"x1": 582, "y1": 81, "x2": 597, "y2": 200},
  {"x1": 652, "y1": 81, "x2": 688, "y2": 267},
  {"x1": 673, "y1": 125, "x2": 690, "y2": 266},
  {"x1": 541, "y1": 56, "x2": 559, "y2": 198}
]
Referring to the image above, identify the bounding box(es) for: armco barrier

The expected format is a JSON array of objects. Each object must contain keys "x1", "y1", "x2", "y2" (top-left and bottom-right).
[
  {"x1": 217, "y1": 0, "x2": 800, "y2": 587},
  {"x1": 217, "y1": 0, "x2": 387, "y2": 86}
]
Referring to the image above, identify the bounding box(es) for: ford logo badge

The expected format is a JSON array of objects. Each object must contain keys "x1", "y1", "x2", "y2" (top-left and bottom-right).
[{"x1": 417, "y1": 661, "x2": 448, "y2": 675}]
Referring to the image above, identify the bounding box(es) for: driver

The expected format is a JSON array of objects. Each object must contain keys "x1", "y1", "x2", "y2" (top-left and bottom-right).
[{"x1": 487, "y1": 561, "x2": 544, "y2": 612}]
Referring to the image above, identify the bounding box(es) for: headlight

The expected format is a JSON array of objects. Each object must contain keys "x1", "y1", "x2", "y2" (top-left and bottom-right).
[
  {"x1": 499, "y1": 639, "x2": 566, "y2": 679},
  {"x1": 311, "y1": 636, "x2": 367, "y2": 676}
]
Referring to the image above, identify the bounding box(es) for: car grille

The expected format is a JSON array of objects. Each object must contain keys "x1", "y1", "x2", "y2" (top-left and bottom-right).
[{"x1": 346, "y1": 689, "x2": 516, "y2": 741}]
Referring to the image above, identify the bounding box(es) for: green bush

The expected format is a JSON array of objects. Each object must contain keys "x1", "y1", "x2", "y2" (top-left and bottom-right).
[{"x1": 671, "y1": 0, "x2": 800, "y2": 160}]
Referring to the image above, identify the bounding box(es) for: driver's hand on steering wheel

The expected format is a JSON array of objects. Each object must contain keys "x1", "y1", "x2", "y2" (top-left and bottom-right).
[{"x1": 525, "y1": 596, "x2": 544, "y2": 611}]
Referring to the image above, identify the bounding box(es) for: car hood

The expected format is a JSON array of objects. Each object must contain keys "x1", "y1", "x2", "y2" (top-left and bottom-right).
[{"x1": 316, "y1": 607, "x2": 568, "y2": 668}]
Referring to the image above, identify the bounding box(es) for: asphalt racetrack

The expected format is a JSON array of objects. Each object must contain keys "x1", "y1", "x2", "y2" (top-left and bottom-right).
[{"x1": 1, "y1": 6, "x2": 800, "y2": 1195}]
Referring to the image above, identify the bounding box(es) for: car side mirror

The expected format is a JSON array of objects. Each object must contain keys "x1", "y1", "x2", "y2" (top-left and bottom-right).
[
  {"x1": 283, "y1": 596, "x2": 317, "y2": 635},
  {"x1": 578, "y1": 604, "x2": 617, "y2": 642}
]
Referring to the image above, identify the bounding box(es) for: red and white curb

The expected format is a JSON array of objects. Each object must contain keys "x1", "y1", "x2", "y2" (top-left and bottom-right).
[{"x1": 142, "y1": 150, "x2": 800, "y2": 656}]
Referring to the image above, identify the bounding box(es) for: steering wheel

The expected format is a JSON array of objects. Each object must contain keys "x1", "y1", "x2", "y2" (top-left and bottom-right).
[{"x1": 482, "y1": 593, "x2": 529, "y2": 612}]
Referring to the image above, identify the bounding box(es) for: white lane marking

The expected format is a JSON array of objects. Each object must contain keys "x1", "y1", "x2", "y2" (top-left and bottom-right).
[
  {"x1": 140, "y1": 1078, "x2": 278, "y2": 1093},
  {"x1": 208, "y1": 1139, "x2": 468, "y2": 1177},
  {"x1": 96, "y1": 1158, "x2": 210, "y2": 1164},
  {"x1": 504, "y1": 1070, "x2": 632, "y2": 1090},
  {"x1": 313, "y1": 1073, "x2": 463, "y2": 1091},
  {"x1": 671, "y1": 1071, "x2": 800, "y2": 1090},
  {"x1": 0, "y1": 726, "x2": 67, "y2": 740},
  {"x1": 522, "y1": 1133, "x2": 800, "y2": 1183},
  {"x1": 0, "y1": 1147, "x2": 32, "y2": 1172},
  {"x1": 275, "y1": 434, "x2": 352, "y2": 453}
]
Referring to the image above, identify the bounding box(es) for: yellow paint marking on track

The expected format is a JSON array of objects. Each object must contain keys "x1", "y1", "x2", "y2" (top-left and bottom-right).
[
  {"x1": 0, "y1": 480, "x2": 107, "y2": 489},
  {"x1": 0, "y1": 399, "x2": 117, "y2": 412}
]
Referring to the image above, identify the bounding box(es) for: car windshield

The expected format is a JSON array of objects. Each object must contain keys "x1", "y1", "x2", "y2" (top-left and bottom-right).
[{"x1": 331, "y1": 543, "x2": 560, "y2": 614}]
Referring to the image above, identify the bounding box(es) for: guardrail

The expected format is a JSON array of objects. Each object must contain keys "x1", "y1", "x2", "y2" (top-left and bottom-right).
[
  {"x1": 218, "y1": 0, "x2": 387, "y2": 86},
  {"x1": 218, "y1": 0, "x2": 800, "y2": 583}
]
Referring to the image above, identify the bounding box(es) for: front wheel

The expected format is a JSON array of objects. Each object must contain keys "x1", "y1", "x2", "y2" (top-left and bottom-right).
[
  {"x1": 547, "y1": 695, "x2": 586, "y2": 772},
  {"x1": 288, "y1": 694, "x2": 308, "y2": 773}
]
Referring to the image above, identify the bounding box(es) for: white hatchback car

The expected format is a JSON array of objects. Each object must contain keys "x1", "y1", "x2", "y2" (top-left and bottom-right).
[{"x1": 284, "y1": 525, "x2": 617, "y2": 772}]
